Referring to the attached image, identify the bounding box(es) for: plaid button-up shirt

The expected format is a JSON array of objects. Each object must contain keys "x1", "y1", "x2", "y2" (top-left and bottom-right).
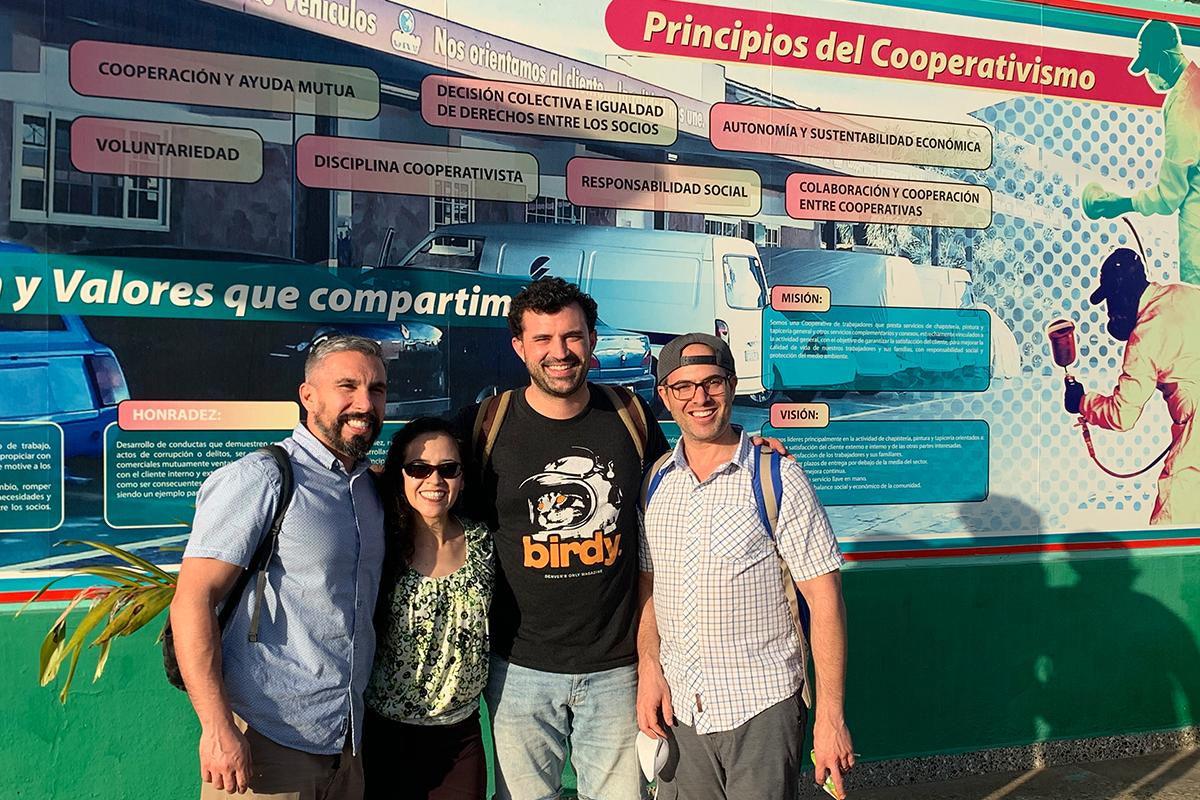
[{"x1": 639, "y1": 430, "x2": 843, "y2": 734}]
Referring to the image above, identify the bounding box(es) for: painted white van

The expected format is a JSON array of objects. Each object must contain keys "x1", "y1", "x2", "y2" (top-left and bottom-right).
[
  {"x1": 394, "y1": 224, "x2": 769, "y2": 396},
  {"x1": 761, "y1": 247, "x2": 1022, "y2": 380}
]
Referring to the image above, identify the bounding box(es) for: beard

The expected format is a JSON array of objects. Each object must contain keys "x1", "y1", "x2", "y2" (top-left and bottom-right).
[
  {"x1": 313, "y1": 410, "x2": 381, "y2": 462},
  {"x1": 527, "y1": 356, "x2": 588, "y2": 398}
]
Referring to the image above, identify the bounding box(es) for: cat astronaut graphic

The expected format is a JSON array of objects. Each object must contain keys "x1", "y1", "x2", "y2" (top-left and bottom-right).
[{"x1": 520, "y1": 448, "x2": 621, "y2": 542}]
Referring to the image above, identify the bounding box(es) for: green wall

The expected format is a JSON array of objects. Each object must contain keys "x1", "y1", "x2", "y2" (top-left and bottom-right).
[
  {"x1": 1, "y1": 613, "x2": 197, "y2": 799},
  {"x1": 846, "y1": 548, "x2": 1200, "y2": 757},
  {"x1": 7, "y1": 546, "x2": 1200, "y2": 797}
]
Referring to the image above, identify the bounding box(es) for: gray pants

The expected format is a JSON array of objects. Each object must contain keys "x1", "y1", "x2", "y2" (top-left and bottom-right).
[{"x1": 657, "y1": 692, "x2": 806, "y2": 800}]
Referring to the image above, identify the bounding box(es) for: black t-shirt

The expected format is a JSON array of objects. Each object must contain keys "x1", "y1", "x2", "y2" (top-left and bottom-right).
[{"x1": 457, "y1": 385, "x2": 670, "y2": 673}]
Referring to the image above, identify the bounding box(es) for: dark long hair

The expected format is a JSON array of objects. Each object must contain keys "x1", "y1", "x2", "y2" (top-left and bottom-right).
[
  {"x1": 378, "y1": 416, "x2": 471, "y2": 574},
  {"x1": 375, "y1": 417, "x2": 472, "y2": 632}
]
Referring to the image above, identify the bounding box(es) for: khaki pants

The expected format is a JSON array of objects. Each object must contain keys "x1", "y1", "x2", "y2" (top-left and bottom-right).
[{"x1": 200, "y1": 718, "x2": 363, "y2": 800}]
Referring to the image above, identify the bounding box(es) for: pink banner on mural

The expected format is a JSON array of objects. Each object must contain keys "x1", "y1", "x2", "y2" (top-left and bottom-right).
[
  {"x1": 421, "y1": 75, "x2": 678, "y2": 145},
  {"x1": 786, "y1": 174, "x2": 991, "y2": 228},
  {"x1": 296, "y1": 135, "x2": 539, "y2": 201},
  {"x1": 605, "y1": 0, "x2": 1163, "y2": 107},
  {"x1": 70, "y1": 117, "x2": 263, "y2": 184},
  {"x1": 70, "y1": 40, "x2": 380, "y2": 119},
  {"x1": 566, "y1": 157, "x2": 761, "y2": 214},
  {"x1": 770, "y1": 403, "x2": 830, "y2": 428},
  {"x1": 711, "y1": 104, "x2": 993, "y2": 170},
  {"x1": 770, "y1": 285, "x2": 831, "y2": 312},
  {"x1": 118, "y1": 401, "x2": 298, "y2": 431}
]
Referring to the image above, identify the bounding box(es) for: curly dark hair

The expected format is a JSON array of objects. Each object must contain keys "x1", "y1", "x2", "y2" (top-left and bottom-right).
[
  {"x1": 507, "y1": 276, "x2": 599, "y2": 338},
  {"x1": 378, "y1": 417, "x2": 471, "y2": 577}
]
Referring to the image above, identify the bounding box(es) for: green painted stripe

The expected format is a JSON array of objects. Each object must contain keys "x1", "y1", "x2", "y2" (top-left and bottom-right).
[{"x1": 845, "y1": 0, "x2": 1200, "y2": 43}]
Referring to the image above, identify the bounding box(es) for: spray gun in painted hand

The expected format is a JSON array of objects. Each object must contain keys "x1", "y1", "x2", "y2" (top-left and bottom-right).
[
  {"x1": 1047, "y1": 316, "x2": 1169, "y2": 479},
  {"x1": 1048, "y1": 319, "x2": 1086, "y2": 414}
]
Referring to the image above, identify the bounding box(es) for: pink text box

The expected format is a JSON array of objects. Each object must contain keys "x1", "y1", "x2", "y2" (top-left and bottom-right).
[
  {"x1": 786, "y1": 174, "x2": 991, "y2": 229},
  {"x1": 71, "y1": 117, "x2": 263, "y2": 184},
  {"x1": 567, "y1": 157, "x2": 760, "y2": 215},
  {"x1": 70, "y1": 40, "x2": 379, "y2": 119},
  {"x1": 711, "y1": 104, "x2": 992, "y2": 170},
  {"x1": 771, "y1": 285, "x2": 831, "y2": 312},
  {"x1": 118, "y1": 401, "x2": 298, "y2": 431},
  {"x1": 770, "y1": 403, "x2": 830, "y2": 429},
  {"x1": 296, "y1": 135, "x2": 539, "y2": 201},
  {"x1": 422, "y1": 75, "x2": 678, "y2": 146}
]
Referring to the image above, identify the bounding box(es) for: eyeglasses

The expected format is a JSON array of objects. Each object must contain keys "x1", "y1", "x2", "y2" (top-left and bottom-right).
[
  {"x1": 664, "y1": 375, "x2": 729, "y2": 401},
  {"x1": 401, "y1": 461, "x2": 463, "y2": 479}
]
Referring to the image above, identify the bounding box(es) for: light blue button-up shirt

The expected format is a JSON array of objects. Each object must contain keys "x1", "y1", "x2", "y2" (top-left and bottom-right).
[{"x1": 184, "y1": 423, "x2": 385, "y2": 754}]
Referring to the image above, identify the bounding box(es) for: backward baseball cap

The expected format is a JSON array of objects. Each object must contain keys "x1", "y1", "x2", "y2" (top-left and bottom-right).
[{"x1": 656, "y1": 332, "x2": 736, "y2": 384}]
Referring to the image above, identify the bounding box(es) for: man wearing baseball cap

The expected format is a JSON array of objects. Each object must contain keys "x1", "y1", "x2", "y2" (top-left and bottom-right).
[
  {"x1": 1083, "y1": 19, "x2": 1200, "y2": 285},
  {"x1": 1066, "y1": 247, "x2": 1200, "y2": 523},
  {"x1": 635, "y1": 333, "x2": 854, "y2": 799}
]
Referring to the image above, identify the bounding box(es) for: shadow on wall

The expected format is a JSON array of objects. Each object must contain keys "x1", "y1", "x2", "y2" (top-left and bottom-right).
[{"x1": 846, "y1": 495, "x2": 1200, "y2": 797}]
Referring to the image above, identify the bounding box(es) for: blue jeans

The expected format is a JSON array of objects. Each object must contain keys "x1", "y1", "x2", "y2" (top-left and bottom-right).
[{"x1": 485, "y1": 656, "x2": 640, "y2": 800}]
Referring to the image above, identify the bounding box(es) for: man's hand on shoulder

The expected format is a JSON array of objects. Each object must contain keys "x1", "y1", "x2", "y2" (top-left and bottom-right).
[
  {"x1": 813, "y1": 715, "x2": 855, "y2": 798},
  {"x1": 199, "y1": 717, "x2": 253, "y2": 794},
  {"x1": 750, "y1": 434, "x2": 794, "y2": 460}
]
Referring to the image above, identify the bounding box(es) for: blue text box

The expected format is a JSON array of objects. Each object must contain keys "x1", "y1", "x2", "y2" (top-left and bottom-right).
[
  {"x1": 764, "y1": 306, "x2": 991, "y2": 392},
  {"x1": 765, "y1": 419, "x2": 989, "y2": 506},
  {"x1": 0, "y1": 422, "x2": 64, "y2": 532}
]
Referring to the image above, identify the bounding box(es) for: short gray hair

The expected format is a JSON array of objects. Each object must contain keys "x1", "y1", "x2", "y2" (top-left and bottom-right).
[{"x1": 304, "y1": 333, "x2": 384, "y2": 380}]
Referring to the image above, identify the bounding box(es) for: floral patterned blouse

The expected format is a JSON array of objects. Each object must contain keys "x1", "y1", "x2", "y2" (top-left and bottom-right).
[{"x1": 366, "y1": 520, "x2": 494, "y2": 725}]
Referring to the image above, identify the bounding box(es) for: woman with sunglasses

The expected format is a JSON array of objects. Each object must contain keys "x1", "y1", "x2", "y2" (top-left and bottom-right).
[{"x1": 363, "y1": 417, "x2": 493, "y2": 799}]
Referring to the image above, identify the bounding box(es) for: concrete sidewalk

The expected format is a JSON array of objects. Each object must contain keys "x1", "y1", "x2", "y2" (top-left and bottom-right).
[{"x1": 846, "y1": 748, "x2": 1200, "y2": 800}]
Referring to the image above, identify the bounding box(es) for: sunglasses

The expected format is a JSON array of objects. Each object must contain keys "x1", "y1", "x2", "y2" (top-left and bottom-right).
[{"x1": 401, "y1": 461, "x2": 463, "y2": 480}]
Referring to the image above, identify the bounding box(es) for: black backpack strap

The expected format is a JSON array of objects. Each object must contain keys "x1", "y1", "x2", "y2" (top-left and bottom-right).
[{"x1": 214, "y1": 444, "x2": 294, "y2": 641}]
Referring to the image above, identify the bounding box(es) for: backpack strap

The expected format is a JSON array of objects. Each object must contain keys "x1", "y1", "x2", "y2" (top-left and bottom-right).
[
  {"x1": 473, "y1": 390, "x2": 514, "y2": 469},
  {"x1": 640, "y1": 451, "x2": 675, "y2": 512},
  {"x1": 596, "y1": 384, "x2": 647, "y2": 464},
  {"x1": 244, "y1": 444, "x2": 294, "y2": 643},
  {"x1": 753, "y1": 445, "x2": 815, "y2": 707},
  {"x1": 752, "y1": 446, "x2": 782, "y2": 540}
]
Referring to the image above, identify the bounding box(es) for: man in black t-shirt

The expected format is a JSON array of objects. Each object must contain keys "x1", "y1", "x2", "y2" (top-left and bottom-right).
[{"x1": 460, "y1": 278, "x2": 669, "y2": 800}]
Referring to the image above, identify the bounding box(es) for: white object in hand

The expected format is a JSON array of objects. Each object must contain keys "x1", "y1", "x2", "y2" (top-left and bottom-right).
[{"x1": 636, "y1": 731, "x2": 668, "y2": 781}]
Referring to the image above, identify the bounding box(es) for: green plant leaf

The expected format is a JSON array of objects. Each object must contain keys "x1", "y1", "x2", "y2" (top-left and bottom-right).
[
  {"x1": 43, "y1": 590, "x2": 123, "y2": 689},
  {"x1": 112, "y1": 587, "x2": 175, "y2": 639},
  {"x1": 155, "y1": 616, "x2": 170, "y2": 644},
  {"x1": 51, "y1": 590, "x2": 94, "y2": 631},
  {"x1": 89, "y1": 589, "x2": 142, "y2": 647},
  {"x1": 92, "y1": 638, "x2": 113, "y2": 683},
  {"x1": 91, "y1": 585, "x2": 168, "y2": 646},
  {"x1": 16, "y1": 575, "x2": 77, "y2": 615},
  {"x1": 38, "y1": 620, "x2": 66, "y2": 682},
  {"x1": 39, "y1": 591, "x2": 95, "y2": 686},
  {"x1": 68, "y1": 566, "x2": 155, "y2": 587},
  {"x1": 25, "y1": 540, "x2": 181, "y2": 701},
  {"x1": 58, "y1": 642, "x2": 83, "y2": 704},
  {"x1": 56, "y1": 540, "x2": 176, "y2": 585}
]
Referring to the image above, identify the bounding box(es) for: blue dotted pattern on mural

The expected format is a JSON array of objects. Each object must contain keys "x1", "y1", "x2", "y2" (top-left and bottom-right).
[{"x1": 829, "y1": 94, "x2": 1181, "y2": 540}]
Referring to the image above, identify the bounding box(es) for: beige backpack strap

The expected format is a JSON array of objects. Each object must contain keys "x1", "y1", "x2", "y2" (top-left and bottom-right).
[
  {"x1": 780, "y1": 560, "x2": 813, "y2": 708},
  {"x1": 596, "y1": 384, "x2": 646, "y2": 463},
  {"x1": 756, "y1": 446, "x2": 814, "y2": 707},
  {"x1": 473, "y1": 390, "x2": 513, "y2": 468},
  {"x1": 640, "y1": 451, "x2": 675, "y2": 510}
]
